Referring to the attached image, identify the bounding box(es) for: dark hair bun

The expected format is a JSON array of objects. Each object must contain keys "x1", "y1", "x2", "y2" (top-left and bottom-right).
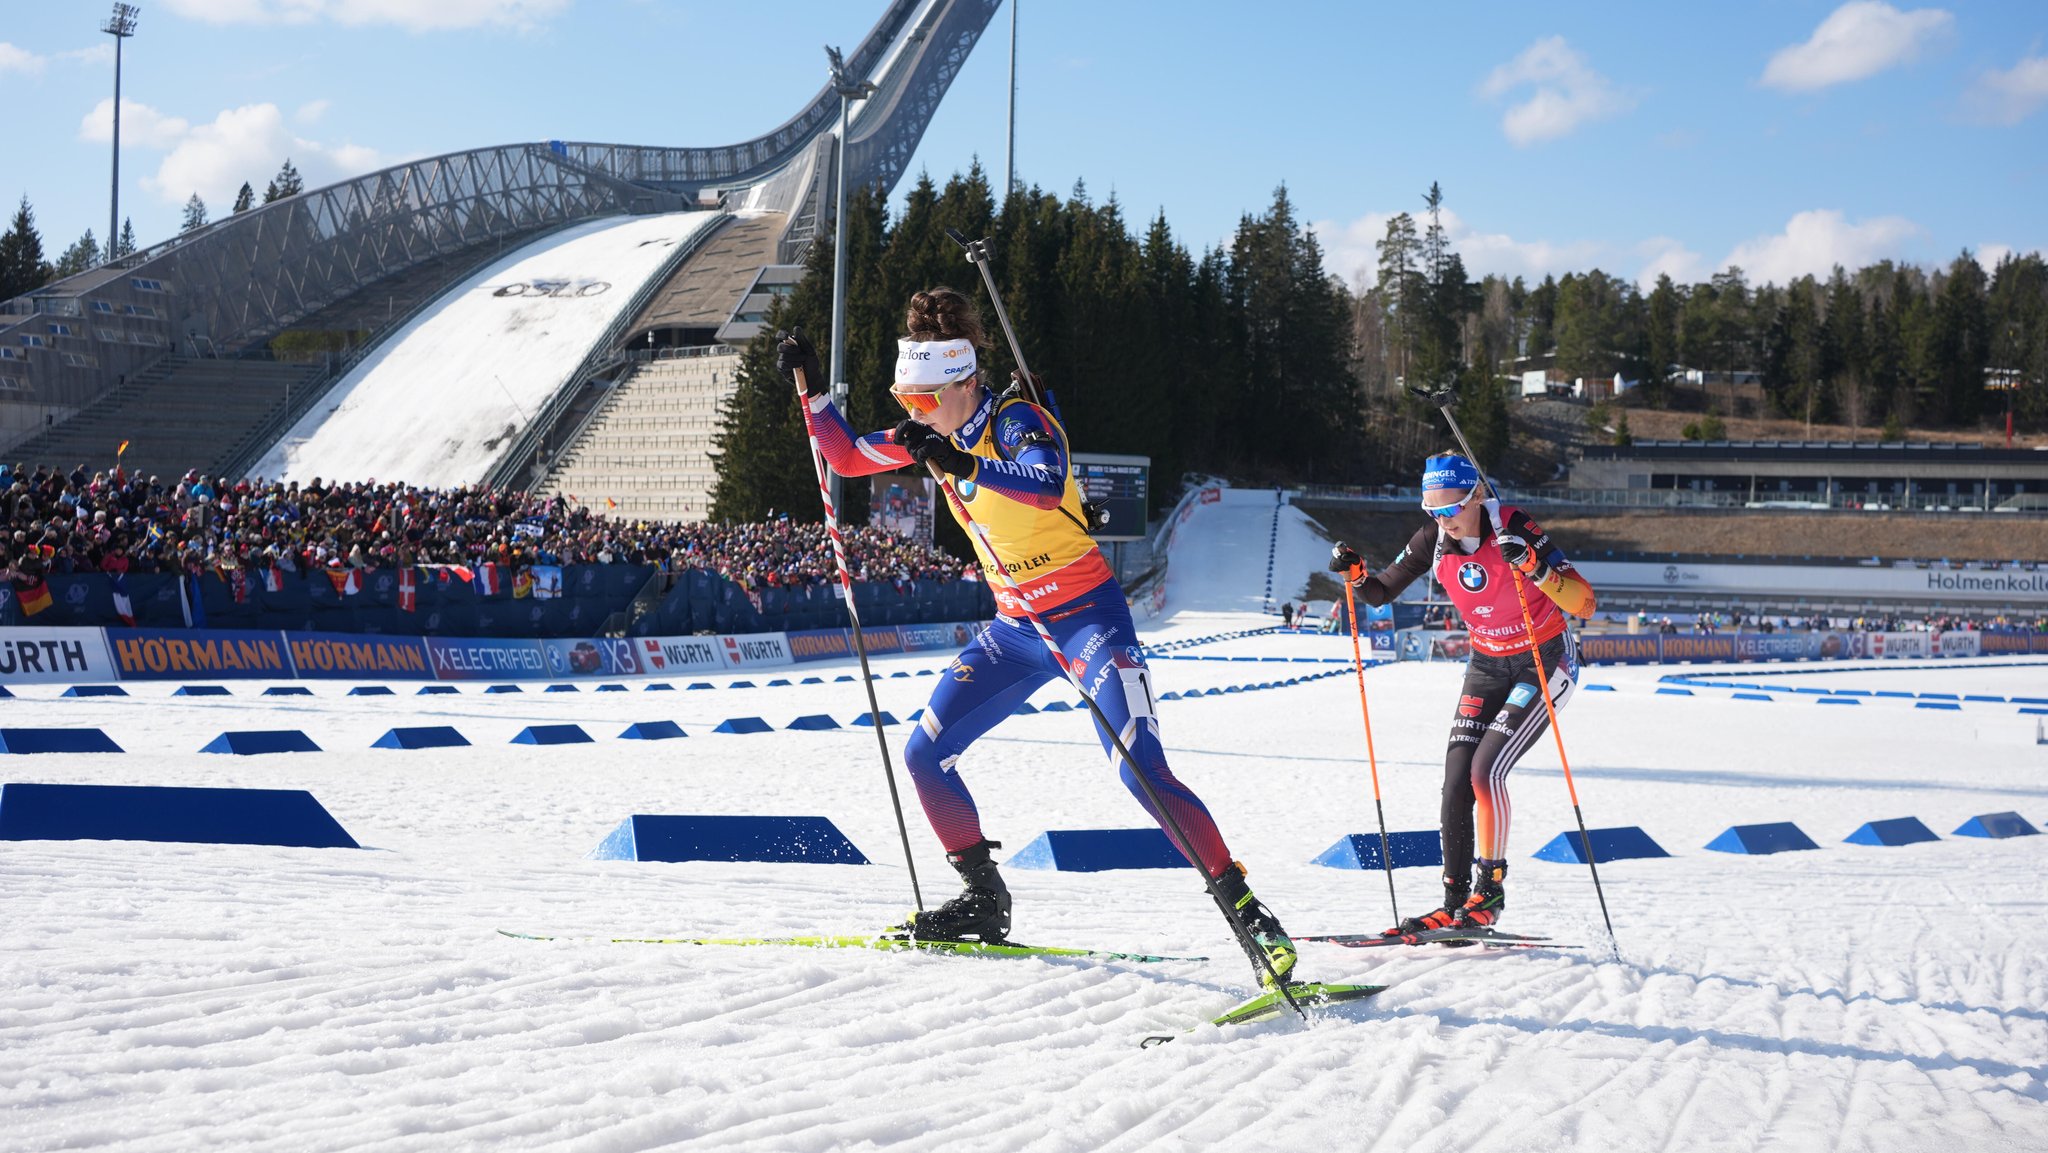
[{"x1": 905, "y1": 287, "x2": 987, "y2": 348}]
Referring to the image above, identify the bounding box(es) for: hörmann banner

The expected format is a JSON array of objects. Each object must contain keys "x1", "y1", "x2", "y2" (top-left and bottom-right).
[
  {"x1": 0, "y1": 627, "x2": 120, "y2": 684},
  {"x1": 287, "y1": 633, "x2": 434, "y2": 680},
  {"x1": 108, "y1": 628, "x2": 295, "y2": 679}
]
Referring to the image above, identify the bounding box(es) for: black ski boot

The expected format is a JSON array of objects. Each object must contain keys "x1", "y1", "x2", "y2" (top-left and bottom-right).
[
  {"x1": 1211, "y1": 861, "x2": 1298, "y2": 988},
  {"x1": 1381, "y1": 872, "x2": 1471, "y2": 937},
  {"x1": 1450, "y1": 859, "x2": 1506, "y2": 930},
  {"x1": 896, "y1": 840, "x2": 1012, "y2": 943}
]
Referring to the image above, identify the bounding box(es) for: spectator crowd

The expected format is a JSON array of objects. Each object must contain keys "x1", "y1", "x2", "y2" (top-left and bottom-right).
[{"x1": 0, "y1": 461, "x2": 972, "y2": 604}]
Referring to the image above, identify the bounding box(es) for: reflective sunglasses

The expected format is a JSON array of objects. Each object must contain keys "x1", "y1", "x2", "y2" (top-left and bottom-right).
[
  {"x1": 890, "y1": 373, "x2": 973, "y2": 416},
  {"x1": 1421, "y1": 489, "x2": 1478, "y2": 518}
]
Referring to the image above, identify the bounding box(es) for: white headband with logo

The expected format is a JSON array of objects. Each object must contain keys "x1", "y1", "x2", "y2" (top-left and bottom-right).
[{"x1": 894, "y1": 338, "x2": 977, "y2": 389}]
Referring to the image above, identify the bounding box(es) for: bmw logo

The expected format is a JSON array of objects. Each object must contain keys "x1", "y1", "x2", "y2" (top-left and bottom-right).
[{"x1": 1458, "y1": 561, "x2": 1488, "y2": 592}]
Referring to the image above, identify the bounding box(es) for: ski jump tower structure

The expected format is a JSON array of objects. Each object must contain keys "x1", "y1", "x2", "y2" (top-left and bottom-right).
[{"x1": 0, "y1": 0, "x2": 1000, "y2": 513}]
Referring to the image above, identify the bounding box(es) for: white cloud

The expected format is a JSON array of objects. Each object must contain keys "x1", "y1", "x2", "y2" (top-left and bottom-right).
[
  {"x1": 1479, "y1": 36, "x2": 1632, "y2": 147},
  {"x1": 56, "y1": 44, "x2": 115, "y2": 66},
  {"x1": 295, "y1": 98, "x2": 332, "y2": 124},
  {"x1": 1721, "y1": 210, "x2": 1921, "y2": 284},
  {"x1": 140, "y1": 102, "x2": 390, "y2": 208},
  {"x1": 159, "y1": 0, "x2": 571, "y2": 31},
  {"x1": 0, "y1": 42, "x2": 45, "y2": 75},
  {"x1": 1314, "y1": 208, "x2": 1607, "y2": 287},
  {"x1": 1634, "y1": 238, "x2": 1709, "y2": 289},
  {"x1": 78, "y1": 98, "x2": 193, "y2": 148},
  {"x1": 1965, "y1": 53, "x2": 2048, "y2": 124},
  {"x1": 1761, "y1": 2, "x2": 1952, "y2": 92},
  {"x1": 1975, "y1": 244, "x2": 2014, "y2": 273}
]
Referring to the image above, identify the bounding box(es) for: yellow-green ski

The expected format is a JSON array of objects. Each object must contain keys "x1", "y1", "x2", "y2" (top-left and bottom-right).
[
  {"x1": 1140, "y1": 981, "x2": 1388, "y2": 1046},
  {"x1": 497, "y1": 929, "x2": 1205, "y2": 963}
]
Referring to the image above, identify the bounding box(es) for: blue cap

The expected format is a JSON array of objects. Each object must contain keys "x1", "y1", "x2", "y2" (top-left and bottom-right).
[{"x1": 1421, "y1": 453, "x2": 1480, "y2": 493}]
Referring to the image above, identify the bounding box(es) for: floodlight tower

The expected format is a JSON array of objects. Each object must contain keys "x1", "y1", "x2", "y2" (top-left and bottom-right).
[
  {"x1": 826, "y1": 45, "x2": 875, "y2": 511},
  {"x1": 102, "y1": 3, "x2": 139, "y2": 262}
]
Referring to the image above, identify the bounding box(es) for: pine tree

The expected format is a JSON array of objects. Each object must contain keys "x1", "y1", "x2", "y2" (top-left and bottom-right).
[
  {"x1": 233, "y1": 182, "x2": 255, "y2": 214},
  {"x1": 109, "y1": 217, "x2": 138, "y2": 260},
  {"x1": 1645, "y1": 273, "x2": 1681, "y2": 404},
  {"x1": 263, "y1": 158, "x2": 304, "y2": 203},
  {"x1": 53, "y1": 230, "x2": 100, "y2": 278},
  {"x1": 181, "y1": 193, "x2": 209, "y2": 234},
  {"x1": 0, "y1": 196, "x2": 52, "y2": 300}
]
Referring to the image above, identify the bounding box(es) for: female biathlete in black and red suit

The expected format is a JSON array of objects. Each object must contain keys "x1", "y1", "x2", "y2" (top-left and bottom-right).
[{"x1": 1329, "y1": 452, "x2": 1598, "y2": 934}]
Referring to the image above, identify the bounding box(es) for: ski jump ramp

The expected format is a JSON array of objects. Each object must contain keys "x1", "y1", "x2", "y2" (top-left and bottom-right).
[{"x1": 251, "y1": 212, "x2": 722, "y2": 487}]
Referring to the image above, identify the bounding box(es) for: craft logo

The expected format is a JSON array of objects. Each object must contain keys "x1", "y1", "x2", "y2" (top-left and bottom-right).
[
  {"x1": 1458, "y1": 562, "x2": 1488, "y2": 592},
  {"x1": 1457, "y1": 693, "x2": 1485, "y2": 718}
]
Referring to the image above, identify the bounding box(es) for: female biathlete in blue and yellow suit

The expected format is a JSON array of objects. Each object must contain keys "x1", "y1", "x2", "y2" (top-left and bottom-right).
[{"x1": 778, "y1": 288, "x2": 1296, "y2": 986}]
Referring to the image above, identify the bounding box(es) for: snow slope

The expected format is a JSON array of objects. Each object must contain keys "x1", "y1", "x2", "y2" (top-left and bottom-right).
[
  {"x1": 250, "y1": 212, "x2": 721, "y2": 487},
  {"x1": 3, "y1": 499, "x2": 2044, "y2": 1151}
]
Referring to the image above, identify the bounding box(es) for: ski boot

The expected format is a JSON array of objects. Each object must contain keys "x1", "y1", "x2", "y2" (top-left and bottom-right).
[
  {"x1": 895, "y1": 840, "x2": 1012, "y2": 943},
  {"x1": 1381, "y1": 872, "x2": 1471, "y2": 937},
  {"x1": 1450, "y1": 859, "x2": 1507, "y2": 930},
  {"x1": 1211, "y1": 861, "x2": 1298, "y2": 988}
]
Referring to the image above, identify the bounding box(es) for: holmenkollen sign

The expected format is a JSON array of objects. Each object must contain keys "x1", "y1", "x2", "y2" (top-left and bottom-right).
[{"x1": 1576, "y1": 560, "x2": 2048, "y2": 605}]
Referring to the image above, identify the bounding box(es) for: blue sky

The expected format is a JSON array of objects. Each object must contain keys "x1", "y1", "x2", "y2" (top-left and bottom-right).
[{"x1": 2, "y1": 0, "x2": 2043, "y2": 291}]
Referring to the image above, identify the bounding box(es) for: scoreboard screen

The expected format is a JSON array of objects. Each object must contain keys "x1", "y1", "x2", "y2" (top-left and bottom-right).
[{"x1": 1071, "y1": 453, "x2": 1150, "y2": 541}]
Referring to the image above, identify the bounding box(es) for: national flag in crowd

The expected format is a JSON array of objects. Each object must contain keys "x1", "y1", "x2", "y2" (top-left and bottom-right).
[
  {"x1": 325, "y1": 568, "x2": 361, "y2": 597},
  {"x1": 397, "y1": 567, "x2": 417, "y2": 613},
  {"x1": 117, "y1": 439, "x2": 129, "y2": 457},
  {"x1": 262, "y1": 566, "x2": 286, "y2": 593},
  {"x1": 18, "y1": 578, "x2": 52, "y2": 617},
  {"x1": 108, "y1": 572, "x2": 134, "y2": 626},
  {"x1": 513, "y1": 570, "x2": 534, "y2": 599},
  {"x1": 606, "y1": 498, "x2": 617, "y2": 509},
  {"x1": 180, "y1": 574, "x2": 206, "y2": 628},
  {"x1": 474, "y1": 563, "x2": 500, "y2": 596},
  {"x1": 226, "y1": 568, "x2": 250, "y2": 605}
]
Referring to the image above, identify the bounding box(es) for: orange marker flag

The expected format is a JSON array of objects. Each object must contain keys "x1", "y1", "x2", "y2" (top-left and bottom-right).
[{"x1": 117, "y1": 440, "x2": 130, "y2": 457}]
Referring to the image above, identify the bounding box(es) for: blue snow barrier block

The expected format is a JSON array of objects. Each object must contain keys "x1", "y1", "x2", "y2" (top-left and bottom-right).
[
  {"x1": 1224, "y1": 686, "x2": 1244, "y2": 694},
  {"x1": 619, "y1": 721, "x2": 686, "y2": 741},
  {"x1": 1953, "y1": 811, "x2": 2039, "y2": 839},
  {"x1": 62, "y1": 685, "x2": 127, "y2": 698},
  {"x1": 1705, "y1": 822, "x2": 1820, "y2": 855},
  {"x1": 891, "y1": 671, "x2": 911, "y2": 678},
  {"x1": 835, "y1": 675, "x2": 856, "y2": 683},
  {"x1": 1876, "y1": 691, "x2": 1915, "y2": 699},
  {"x1": 1313, "y1": 831, "x2": 1443, "y2": 870},
  {"x1": 1584, "y1": 684, "x2": 1616, "y2": 692},
  {"x1": 785, "y1": 714, "x2": 841, "y2": 731},
  {"x1": 483, "y1": 684, "x2": 522, "y2": 694},
  {"x1": 202, "y1": 730, "x2": 322, "y2": 755},
  {"x1": 1013, "y1": 702, "x2": 1039, "y2": 715},
  {"x1": 1818, "y1": 697, "x2": 1861, "y2": 705},
  {"x1": 1158, "y1": 691, "x2": 1180, "y2": 701},
  {"x1": 1918, "y1": 692, "x2": 1959, "y2": 701},
  {"x1": 545, "y1": 684, "x2": 580, "y2": 693},
  {"x1": 0, "y1": 686, "x2": 9, "y2": 698},
  {"x1": 644, "y1": 683, "x2": 675, "y2": 691},
  {"x1": 1914, "y1": 701, "x2": 1962, "y2": 711},
  {"x1": 1790, "y1": 687, "x2": 1830, "y2": 695},
  {"x1": 712, "y1": 716, "x2": 773, "y2": 735},
  {"x1": 1732, "y1": 692, "x2": 1774, "y2": 701},
  {"x1": 0, "y1": 782, "x2": 356, "y2": 849},
  {"x1": 1834, "y1": 689, "x2": 1872, "y2": 697},
  {"x1": 0, "y1": 728, "x2": 124, "y2": 754},
  {"x1": 916, "y1": 668, "x2": 937, "y2": 676},
  {"x1": 174, "y1": 685, "x2": 231, "y2": 697},
  {"x1": 512, "y1": 724, "x2": 593, "y2": 746},
  {"x1": 2013, "y1": 696, "x2": 2048, "y2": 706},
  {"x1": 1655, "y1": 687, "x2": 1693, "y2": 696},
  {"x1": 906, "y1": 709, "x2": 925, "y2": 722},
  {"x1": 417, "y1": 685, "x2": 459, "y2": 695},
  {"x1": 728, "y1": 680, "x2": 756, "y2": 689},
  {"x1": 588, "y1": 814, "x2": 868, "y2": 864},
  {"x1": 1844, "y1": 817, "x2": 1940, "y2": 847},
  {"x1": 1007, "y1": 828, "x2": 1186, "y2": 872},
  {"x1": 1965, "y1": 694, "x2": 2006, "y2": 703},
  {"x1": 801, "y1": 676, "x2": 824, "y2": 685},
  {"x1": 2022, "y1": 707, "x2": 2048, "y2": 716},
  {"x1": 348, "y1": 686, "x2": 395, "y2": 697},
  {"x1": 1205, "y1": 687, "x2": 1225, "y2": 696},
  {"x1": 766, "y1": 678, "x2": 792, "y2": 687},
  {"x1": 850, "y1": 711, "x2": 898, "y2": 727},
  {"x1": 372, "y1": 726, "x2": 469, "y2": 750},
  {"x1": 596, "y1": 684, "x2": 627, "y2": 692},
  {"x1": 1039, "y1": 701, "x2": 1073, "y2": 712},
  {"x1": 264, "y1": 686, "x2": 313, "y2": 697},
  {"x1": 1532, "y1": 826, "x2": 1670, "y2": 864},
  {"x1": 688, "y1": 682, "x2": 715, "y2": 690}
]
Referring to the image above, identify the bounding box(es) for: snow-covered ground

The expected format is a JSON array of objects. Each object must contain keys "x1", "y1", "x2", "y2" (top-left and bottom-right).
[
  {"x1": 250, "y1": 211, "x2": 722, "y2": 487},
  {"x1": 3, "y1": 492, "x2": 2044, "y2": 1151}
]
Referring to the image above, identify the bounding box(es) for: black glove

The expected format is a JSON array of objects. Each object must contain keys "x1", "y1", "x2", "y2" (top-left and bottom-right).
[
  {"x1": 1328, "y1": 542, "x2": 1363, "y2": 577},
  {"x1": 893, "y1": 419, "x2": 976, "y2": 479},
  {"x1": 776, "y1": 328, "x2": 824, "y2": 396},
  {"x1": 1495, "y1": 532, "x2": 1545, "y2": 578}
]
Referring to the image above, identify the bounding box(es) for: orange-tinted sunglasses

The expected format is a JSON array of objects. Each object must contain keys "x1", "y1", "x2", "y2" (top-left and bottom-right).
[{"x1": 890, "y1": 373, "x2": 973, "y2": 416}]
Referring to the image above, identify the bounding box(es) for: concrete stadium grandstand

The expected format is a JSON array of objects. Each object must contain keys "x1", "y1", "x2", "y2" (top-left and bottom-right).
[{"x1": 0, "y1": 0, "x2": 1001, "y2": 521}]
